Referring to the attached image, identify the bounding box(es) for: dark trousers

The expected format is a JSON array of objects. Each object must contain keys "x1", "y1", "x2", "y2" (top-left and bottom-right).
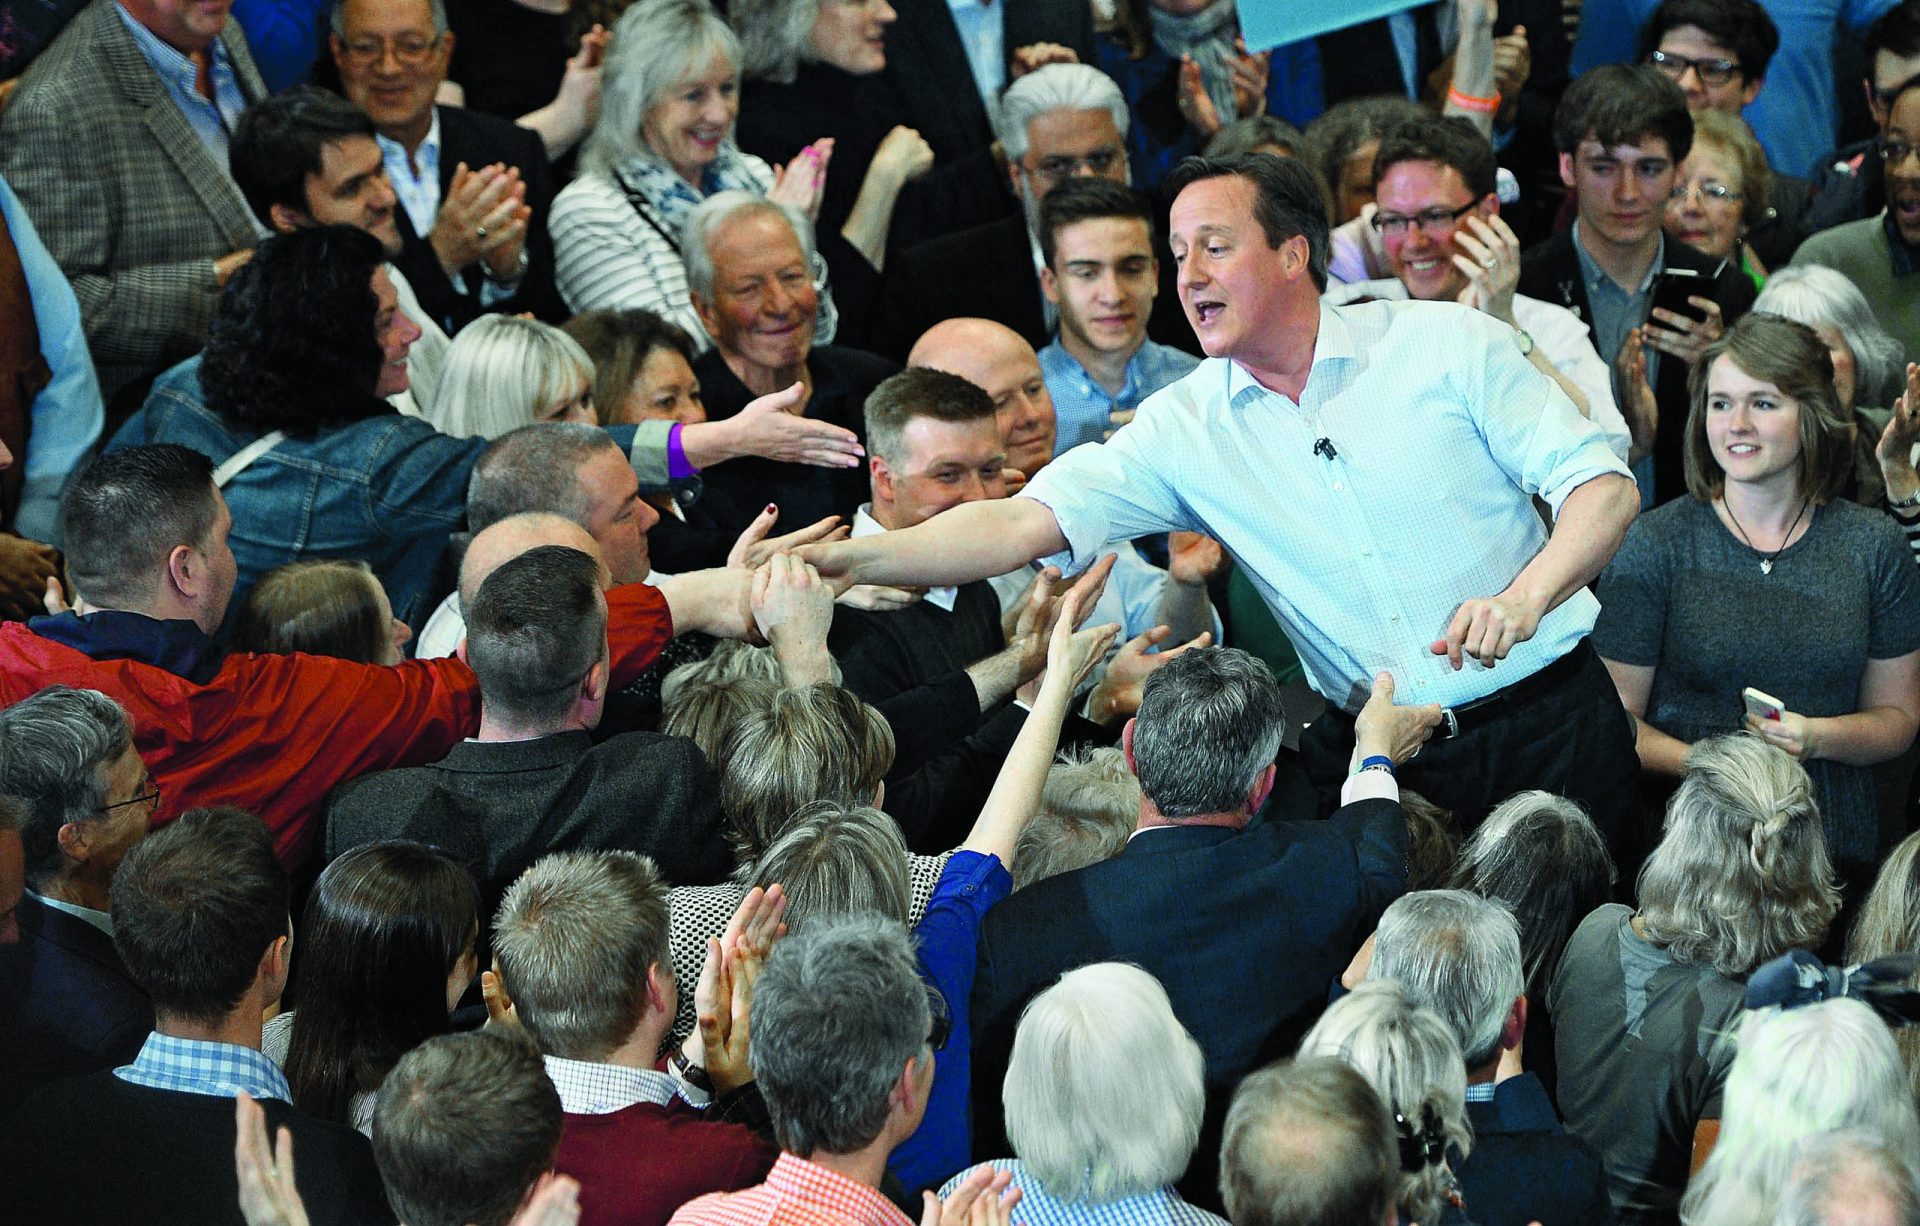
[{"x1": 1298, "y1": 641, "x2": 1639, "y2": 847}]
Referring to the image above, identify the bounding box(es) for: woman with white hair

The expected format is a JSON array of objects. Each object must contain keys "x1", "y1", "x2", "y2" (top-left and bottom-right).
[
  {"x1": 428, "y1": 316, "x2": 598, "y2": 439},
  {"x1": 1296, "y1": 979, "x2": 1472, "y2": 1226},
  {"x1": 1755, "y1": 263, "x2": 1920, "y2": 549},
  {"x1": 1684, "y1": 994, "x2": 1920, "y2": 1225},
  {"x1": 548, "y1": 0, "x2": 839, "y2": 342},
  {"x1": 1550, "y1": 733, "x2": 1842, "y2": 1223},
  {"x1": 940, "y1": 962, "x2": 1225, "y2": 1225}
]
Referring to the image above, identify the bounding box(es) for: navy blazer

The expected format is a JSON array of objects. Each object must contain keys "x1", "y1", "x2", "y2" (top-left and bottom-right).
[
  {"x1": 1458, "y1": 1073, "x2": 1615, "y2": 1226},
  {"x1": 0, "y1": 893, "x2": 153, "y2": 1117},
  {"x1": 970, "y1": 798, "x2": 1407, "y2": 1204}
]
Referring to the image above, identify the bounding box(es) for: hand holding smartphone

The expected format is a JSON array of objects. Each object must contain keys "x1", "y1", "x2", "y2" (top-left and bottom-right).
[{"x1": 1743, "y1": 686, "x2": 1785, "y2": 723}]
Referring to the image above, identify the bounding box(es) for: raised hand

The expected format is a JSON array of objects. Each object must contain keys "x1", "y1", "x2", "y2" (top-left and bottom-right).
[
  {"x1": 1449, "y1": 213, "x2": 1522, "y2": 324},
  {"x1": 234, "y1": 1092, "x2": 308, "y2": 1226},
  {"x1": 920, "y1": 1166, "x2": 1022, "y2": 1226},
  {"x1": 1168, "y1": 531, "x2": 1227, "y2": 586},
  {"x1": 727, "y1": 383, "x2": 862, "y2": 467},
  {"x1": 727, "y1": 506, "x2": 848, "y2": 570},
  {"x1": 769, "y1": 138, "x2": 834, "y2": 221},
  {"x1": 1087, "y1": 625, "x2": 1214, "y2": 725}
]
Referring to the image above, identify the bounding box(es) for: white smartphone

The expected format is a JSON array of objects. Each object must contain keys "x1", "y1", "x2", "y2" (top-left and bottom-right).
[{"x1": 1743, "y1": 686, "x2": 1786, "y2": 722}]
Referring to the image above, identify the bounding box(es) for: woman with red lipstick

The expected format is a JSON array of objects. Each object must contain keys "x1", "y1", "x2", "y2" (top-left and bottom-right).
[{"x1": 1594, "y1": 313, "x2": 1920, "y2": 885}]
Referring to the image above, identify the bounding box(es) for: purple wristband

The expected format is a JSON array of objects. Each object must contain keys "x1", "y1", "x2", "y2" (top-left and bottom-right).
[{"x1": 667, "y1": 422, "x2": 699, "y2": 479}]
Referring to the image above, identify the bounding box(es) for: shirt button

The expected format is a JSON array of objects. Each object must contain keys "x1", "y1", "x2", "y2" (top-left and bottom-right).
[
  {"x1": 1391, "y1": 613, "x2": 1400, "y2": 622},
  {"x1": 1333, "y1": 482, "x2": 1344, "y2": 492}
]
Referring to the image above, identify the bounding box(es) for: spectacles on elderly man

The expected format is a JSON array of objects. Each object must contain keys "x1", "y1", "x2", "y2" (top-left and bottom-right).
[
  {"x1": 1029, "y1": 148, "x2": 1124, "y2": 181},
  {"x1": 99, "y1": 777, "x2": 161, "y2": 815},
  {"x1": 339, "y1": 35, "x2": 442, "y2": 68}
]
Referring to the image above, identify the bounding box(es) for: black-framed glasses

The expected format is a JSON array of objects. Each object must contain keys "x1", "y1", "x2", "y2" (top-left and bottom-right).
[
  {"x1": 1883, "y1": 137, "x2": 1920, "y2": 166},
  {"x1": 99, "y1": 779, "x2": 160, "y2": 815},
  {"x1": 927, "y1": 986, "x2": 953, "y2": 1052},
  {"x1": 1647, "y1": 49, "x2": 1741, "y2": 87},
  {"x1": 1369, "y1": 199, "x2": 1478, "y2": 236}
]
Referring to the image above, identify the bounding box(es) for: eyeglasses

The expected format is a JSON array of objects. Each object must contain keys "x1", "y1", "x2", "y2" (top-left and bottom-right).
[
  {"x1": 339, "y1": 34, "x2": 442, "y2": 68},
  {"x1": 1882, "y1": 137, "x2": 1920, "y2": 166},
  {"x1": 1369, "y1": 199, "x2": 1479, "y2": 236},
  {"x1": 1647, "y1": 49, "x2": 1741, "y2": 87},
  {"x1": 1669, "y1": 179, "x2": 1743, "y2": 203},
  {"x1": 1030, "y1": 148, "x2": 1123, "y2": 181},
  {"x1": 99, "y1": 778, "x2": 161, "y2": 815}
]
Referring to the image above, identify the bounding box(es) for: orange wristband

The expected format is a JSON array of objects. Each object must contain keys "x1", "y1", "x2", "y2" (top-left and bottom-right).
[{"x1": 1447, "y1": 85, "x2": 1501, "y2": 114}]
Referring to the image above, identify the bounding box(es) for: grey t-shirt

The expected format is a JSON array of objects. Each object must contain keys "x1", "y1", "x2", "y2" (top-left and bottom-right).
[
  {"x1": 1550, "y1": 904, "x2": 1743, "y2": 1224},
  {"x1": 1592, "y1": 496, "x2": 1920, "y2": 863}
]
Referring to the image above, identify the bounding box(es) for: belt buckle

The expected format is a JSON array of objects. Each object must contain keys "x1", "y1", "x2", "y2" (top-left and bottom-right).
[{"x1": 1439, "y1": 708, "x2": 1460, "y2": 739}]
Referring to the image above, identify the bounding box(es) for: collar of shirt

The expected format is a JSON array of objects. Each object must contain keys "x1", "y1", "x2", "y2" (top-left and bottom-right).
[
  {"x1": 113, "y1": 4, "x2": 247, "y2": 159},
  {"x1": 943, "y1": 0, "x2": 1006, "y2": 108},
  {"x1": 542, "y1": 1055, "x2": 683, "y2": 1116},
  {"x1": 1882, "y1": 210, "x2": 1920, "y2": 278},
  {"x1": 852, "y1": 504, "x2": 958, "y2": 610},
  {"x1": 763, "y1": 1153, "x2": 917, "y2": 1226},
  {"x1": 1571, "y1": 219, "x2": 1663, "y2": 298},
  {"x1": 1025, "y1": 226, "x2": 1058, "y2": 332},
  {"x1": 115, "y1": 1032, "x2": 292, "y2": 1102},
  {"x1": 1464, "y1": 1081, "x2": 1499, "y2": 1103},
  {"x1": 1223, "y1": 304, "x2": 1358, "y2": 409},
  {"x1": 28, "y1": 889, "x2": 113, "y2": 936},
  {"x1": 378, "y1": 110, "x2": 444, "y2": 239}
]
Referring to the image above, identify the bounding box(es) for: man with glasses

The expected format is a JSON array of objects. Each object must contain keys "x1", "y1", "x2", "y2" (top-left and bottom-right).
[
  {"x1": 1520, "y1": 63, "x2": 1757, "y2": 504},
  {"x1": 1806, "y1": 1, "x2": 1920, "y2": 229},
  {"x1": 0, "y1": 0, "x2": 267, "y2": 414},
  {"x1": 330, "y1": 0, "x2": 564, "y2": 333},
  {"x1": 875, "y1": 64, "x2": 1189, "y2": 361},
  {"x1": 1326, "y1": 116, "x2": 1632, "y2": 464},
  {"x1": 0, "y1": 687, "x2": 158, "y2": 1117},
  {"x1": 1794, "y1": 73, "x2": 1920, "y2": 355}
]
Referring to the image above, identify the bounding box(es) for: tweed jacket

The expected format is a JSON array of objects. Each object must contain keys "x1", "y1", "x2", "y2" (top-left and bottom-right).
[{"x1": 0, "y1": 0, "x2": 265, "y2": 406}]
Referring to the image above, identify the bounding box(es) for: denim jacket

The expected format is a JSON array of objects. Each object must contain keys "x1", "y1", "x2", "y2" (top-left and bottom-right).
[{"x1": 110, "y1": 355, "x2": 663, "y2": 629}]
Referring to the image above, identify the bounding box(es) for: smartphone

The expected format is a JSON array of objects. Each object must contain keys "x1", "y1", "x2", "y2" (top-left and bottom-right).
[
  {"x1": 1650, "y1": 267, "x2": 1711, "y2": 325},
  {"x1": 1743, "y1": 686, "x2": 1786, "y2": 722}
]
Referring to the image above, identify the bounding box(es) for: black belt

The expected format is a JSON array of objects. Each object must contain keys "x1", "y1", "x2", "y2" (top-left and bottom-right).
[{"x1": 1433, "y1": 642, "x2": 1591, "y2": 740}]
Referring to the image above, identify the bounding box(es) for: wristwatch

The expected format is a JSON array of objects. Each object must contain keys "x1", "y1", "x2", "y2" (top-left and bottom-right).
[
  {"x1": 668, "y1": 1048, "x2": 713, "y2": 1093},
  {"x1": 1514, "y1": 329, "x2": 1535, "y2": 357}
]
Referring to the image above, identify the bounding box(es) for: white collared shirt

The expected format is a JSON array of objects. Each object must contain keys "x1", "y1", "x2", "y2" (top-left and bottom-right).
[{"x1": 28, "y1": 890, "x2": 113, "y2": 936}]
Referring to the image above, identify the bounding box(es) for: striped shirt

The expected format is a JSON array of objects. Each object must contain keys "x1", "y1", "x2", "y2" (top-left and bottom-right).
[
  {"x1": 670, "y1": 1153, "x2": 914, "y2": 1226},
  {"x1": 116, "y1": 1031, "x2": 291, "y2": 1102},
  {"x1": 939, "y1": 1160, "x2": 1226, "y2": 1226}
]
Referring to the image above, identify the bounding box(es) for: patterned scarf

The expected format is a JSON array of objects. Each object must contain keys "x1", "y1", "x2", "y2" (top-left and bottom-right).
[
  {"x1": 1150, "y1": 0, "x2": 1243, "y2": 126},
  {"x1": 614, "y1": 143, "x2": 768, "y2": 236}
]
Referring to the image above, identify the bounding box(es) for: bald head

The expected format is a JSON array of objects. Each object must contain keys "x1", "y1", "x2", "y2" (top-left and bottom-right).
[
  {"x1": 909, "y1": 319, "x2": 1056, "y2": 479},
  {"x1": 458, "y1": 514, "x2": 604, "y2": 611}
]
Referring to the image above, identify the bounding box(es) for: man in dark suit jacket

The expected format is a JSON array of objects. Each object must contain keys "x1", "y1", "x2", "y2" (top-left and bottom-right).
[
  {"x1": 325, "y1": 545, "x2": 733, "y2": 930},
  {"x1": 882, "y1": 0, "x2": 1094, "y2": 166},
  {"x1": 1519, "y1": 64, "x2": 1756, "y2": 504},
  {"x1": 332, "y1": 0, "x2": 563, "y2": 332},
  {"x1": 970, "y1": 648, "x2": 1427, "y2": 1207}
]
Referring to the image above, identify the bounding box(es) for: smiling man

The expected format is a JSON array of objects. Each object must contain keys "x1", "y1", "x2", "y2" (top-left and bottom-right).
[{"x1": 806, "y1": 152, "x2": 1643, "y2": 839}]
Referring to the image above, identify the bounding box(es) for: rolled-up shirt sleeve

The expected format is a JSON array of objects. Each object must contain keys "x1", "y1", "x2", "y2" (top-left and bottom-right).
[{"x1": 1465, "y1": 312, "x2": 1632, "y2": 515}]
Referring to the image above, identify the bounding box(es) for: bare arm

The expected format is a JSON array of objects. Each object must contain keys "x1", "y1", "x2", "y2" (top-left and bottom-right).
[
  {"x1": 1434, "y1": 472, "x2": 1639, "y2": 669},
  {"x1": 1747, "y1": 651, "x2": 1920, "y2": 768},
  {"x1": 1605, "y1": 656, "x2": 1692, "y2": 777},
  {"x1": 801, "y1": 498, "x2": 1069, "y2": 590}
]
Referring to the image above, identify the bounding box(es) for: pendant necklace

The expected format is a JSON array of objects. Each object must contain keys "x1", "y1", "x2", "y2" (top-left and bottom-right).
[{"x1": 1722, "y1": 497, "x2": 1809, "y2": 575}]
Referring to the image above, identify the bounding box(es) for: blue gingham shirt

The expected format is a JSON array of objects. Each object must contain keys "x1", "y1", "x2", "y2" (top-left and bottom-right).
[
  {"x1": 113, "y1": 3, "x2": 250, "y2": 165},
  {"x1": 1039, "y1": 337, "x2": 1200, "y2": 457},
  {"x1": 1464, "y1": 1081, "x2": 1499, "y2": 1103},
  {"x1": 940, "y1": 1159, "x2": 1227, "y2": 1226},
  {"x1": 1023, "y1": 299, "x2": 1630, "y2": 712},
  {"x1": 116, "y1": 1032, "x2": 292, "y2": 1101}
]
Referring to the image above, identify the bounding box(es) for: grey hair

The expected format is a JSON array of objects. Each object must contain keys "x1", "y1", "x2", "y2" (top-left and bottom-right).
[
  {"x1": 492, "y1": 851, "x2": 671, "y2": 1062},
  {"x1": 1685, "y1": 1000, "x2": 1920, "y2": 1226},
  {"x1": 1754, "y1": 265, "x2": 1908, "y2": 409},
  {"x1": 1219, "y1": 1057, "x2": 1398, "y2": 1226},
  {"x1": 749, "y1": 912, "x2": 929, "y2": 1155},
  {"x1": 0, "y1": 687, "x2": 135, "y2": 891},
  {"x1": 1449, "y1": 789, "x2": 1614, "y2": 999},
  {"x1": 680, "y1": 191, "x2": 819, "y2": 302},
  {"x1": 1772, "y1": 1128, "x2": 1920, "y2": 1226},
  {"x1": 747, "y1": 802, "x2": 911, "y2": 930},
  {"x1": 661, "y1": 674, "x2": 782, "y2": 763},
  {"x1": 994, "y1": 63, "x2": 1131, "y2": 162},
  {"x1": 466, "y1": 423, "x2": 622, "y2": 535},
  {"x1": 1013, "y1": 746, "x2": 1140, "y2": 890},
  {"x1": 332, "y1": 0, "x2": 448, "y2": 38},
  {"x1": 1129, "y1": 647, "x2": 1284, "y2": 818},
  {"x1": 1297, "y1": 980, "x2": 1473, "y2": 1226},
  {"x1": 1639, "y1": 734, "x2": 1841, "y2": 977},
  {"x1": 1368, "y1": 890, "x2": 1524, "y2": 1071},
  {"x1": 730, "y1": 0, "x2": 820, "y2": 84},
  {"x1": 1004, "y1": 963, "x2": 1204, "y2": 1201},
  {"x1": 431, "y1": 317, "x2": 595, "y2": 441},
  {"x1": 584, "y1": 0, "x2": 741, "y2": 177}
]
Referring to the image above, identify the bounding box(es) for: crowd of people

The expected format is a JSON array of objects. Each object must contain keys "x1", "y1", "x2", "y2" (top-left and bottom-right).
[{"x1": 10, "y1": 0, "x2": 1920, "y2": 1222}]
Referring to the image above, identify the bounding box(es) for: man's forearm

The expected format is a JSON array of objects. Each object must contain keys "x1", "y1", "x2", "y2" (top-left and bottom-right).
[
  {"x1": 1512, "y1": 473, "x2": 1637, "y2": 615},
  {"x1": 840, "y1": 499, "x2": 1068, "y2": 588},
  {"x1": 966, "y1": 643, "x2": 1026, "y2": 713}
]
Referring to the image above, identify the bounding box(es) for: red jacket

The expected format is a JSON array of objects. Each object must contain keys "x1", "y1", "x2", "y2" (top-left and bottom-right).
[{"x1": 0, "y1": 583, "x2": 675, "y2": 869}]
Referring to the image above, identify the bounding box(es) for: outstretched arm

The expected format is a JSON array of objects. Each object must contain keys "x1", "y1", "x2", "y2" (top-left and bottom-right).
[{"x1": 801, "y1": 499, "x2": 1069, "y2": 591}]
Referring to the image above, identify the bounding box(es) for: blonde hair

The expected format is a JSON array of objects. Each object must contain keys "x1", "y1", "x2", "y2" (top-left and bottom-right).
[
  {"x1": 1638, "y1": 734, "x2": 1840, "y2": 977},
  {"x1": 431, "y1": 316, "x2": 595, "y2": 440},
  {"x1": 233, "y1": 559, "x2": 391, "y2": 663},
  {"x1": 1012, "y1": 747, "x2": 1140, "y2": 890},
  {"x1": 1849, "y1": 829, "x2": 1920, "y2": 1103}
]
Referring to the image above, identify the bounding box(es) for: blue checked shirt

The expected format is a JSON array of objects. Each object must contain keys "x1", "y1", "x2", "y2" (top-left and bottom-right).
[
  {"x1": 116, "y1": 1032, "x2": 292, "y2": 1102},
  {"x1": 1039, "y1": 337, "x2": 1200, "y2": 457},
  {"x1": 114, "y1": 4, "x2": 251, "y2": 165},
  {"x1": 940, "y1": 1160, "x2": 1227, "y2": 1226},
  {"x1": 1020, "y1": 299, "x2": 1631, "y2": 713},
  {"x1": 1464, "y1": 1081, "x2": 1499, "y2": 1103}
]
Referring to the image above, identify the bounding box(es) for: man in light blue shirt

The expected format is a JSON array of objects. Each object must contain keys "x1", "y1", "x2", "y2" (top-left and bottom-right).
[
  {"x1": 809, "y1": 153, "x2": 1643, "y2": 838},
  {"x1": 1035, "y1": 178, "x2": 1199, "y2": 457}
]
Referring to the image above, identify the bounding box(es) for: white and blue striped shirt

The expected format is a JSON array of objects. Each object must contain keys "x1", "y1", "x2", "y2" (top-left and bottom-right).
[
  {"x1": 1021, "y1": 299, "x2": 1631, "y2": 712},
  {"x1": 113, "y1": 3, "x2": 249, "y2": 165},
  {"x1": 940, "y1": 1160, "x2": 1226, "y2": 1226}
]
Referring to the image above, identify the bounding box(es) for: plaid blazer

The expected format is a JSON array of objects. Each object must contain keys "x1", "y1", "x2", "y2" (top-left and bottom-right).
[{"x1": 0, "y1": 0, "x2": 264, "y2": 406}]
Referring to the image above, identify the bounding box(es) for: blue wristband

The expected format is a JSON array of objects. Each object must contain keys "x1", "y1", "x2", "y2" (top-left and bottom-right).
[{"x1": 1358, "y1": 754, "x2": 1395, "y2": 776}]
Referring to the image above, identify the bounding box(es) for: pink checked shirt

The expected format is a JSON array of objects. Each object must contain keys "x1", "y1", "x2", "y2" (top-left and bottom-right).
[{"x1": 668, "y1": 1153, "x2": 915, "y2": 1226}]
